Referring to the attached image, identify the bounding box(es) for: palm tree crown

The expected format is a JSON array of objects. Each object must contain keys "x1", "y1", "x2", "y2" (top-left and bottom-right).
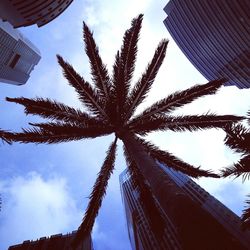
[
  {"x1": 221, "y1": 111, "x2": 250, "y2": 230},
  {"x1": 5, "y1": 14, "x2": 243, "y2": 247}
]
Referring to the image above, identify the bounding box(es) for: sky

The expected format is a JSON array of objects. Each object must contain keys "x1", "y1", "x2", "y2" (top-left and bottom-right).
[{"x1": 0, "y1": 0, "x2": 250, "y2": 249}]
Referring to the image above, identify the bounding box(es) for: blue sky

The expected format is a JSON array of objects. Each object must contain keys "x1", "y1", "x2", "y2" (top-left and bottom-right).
[{"x1": 1, "y1": 0, "x2": 250, "y2": 249}]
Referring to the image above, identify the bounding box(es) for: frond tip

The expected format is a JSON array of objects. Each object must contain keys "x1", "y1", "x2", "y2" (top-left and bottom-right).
[
  {"x1": 220, "y1": 156, "x2": 250, "y2": 181},
  {"x1": 0, "y1": 129, "x2": 12, "y2": 144},
  {"x1": 83, "y1": 21, "x2": 111, "y2": 98},
  {"x1": 112, "y1": 14, "x2": 144, "y2": 120}
]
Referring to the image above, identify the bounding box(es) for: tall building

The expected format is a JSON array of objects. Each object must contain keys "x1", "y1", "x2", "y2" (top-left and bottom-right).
[
  {"x1": 8, "y1": 231, "x2": 93, "y2": 250},
  {"x1": 0, "y1": 19, "x2": 41, "y2": 85},
  {"x1": 120, "y1": 164, "x2": 250, "y2": 249},
  {"x1": 163, "y1": 0, "x2": 250, "y2": 89},
  {"x1": 0, "y1": 0, "x2": 74, "y2": 28}
]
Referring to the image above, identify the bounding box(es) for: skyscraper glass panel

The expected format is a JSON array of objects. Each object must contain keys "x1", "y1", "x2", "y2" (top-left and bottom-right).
[
  {"x1": 0, "y1": 19, "x2": 41, "y2": 85},
  {"x1": 164, "y1": 0, "x2": 250, "y2": 88},
  {"x1": 120, "y1": 163, "x2": 250, "y2": 249}
]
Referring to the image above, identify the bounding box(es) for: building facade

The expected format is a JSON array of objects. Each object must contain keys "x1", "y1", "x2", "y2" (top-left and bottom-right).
[
  {"x1": 8, "y1": 231, "x2": 93, "y2": 250},
  {"x1": 120, "y1": 164, "x2": 250, "y2": 250},
  {"x1": 0, "y1": 0, "x2": 74, "y2": 28},
  {"x1": 164, "y1": 0, "x2": 250, "y2": 88},
  {"x1": 0, "y1": 19, "x2": 41, "y2": 85}
]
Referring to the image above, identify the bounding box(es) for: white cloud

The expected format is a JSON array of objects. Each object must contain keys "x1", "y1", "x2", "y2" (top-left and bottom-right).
[
  {"x1": 92, "y1": 222, "x2": 106, "y2": 241},
  {"x1": 0, "y1": 172, "x2": 81, "y2": 249}
]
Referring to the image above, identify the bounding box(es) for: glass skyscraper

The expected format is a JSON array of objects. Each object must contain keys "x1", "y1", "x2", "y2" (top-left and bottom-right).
[
  {"x1": 120, "y1": 164, "x2": 250, "y2": 249},
  {"x1": 0, "y1": 19, "x2": 41, "y2": 85},
  {"x1": 164, "y1": 0, "x2": 250, "y2": 88},
  {"x1": 8, "y1": 231, "x2": 93, "y2": 250},
  {"x1": 0, "y1": 0, "x2": 74, "y2": 28}
]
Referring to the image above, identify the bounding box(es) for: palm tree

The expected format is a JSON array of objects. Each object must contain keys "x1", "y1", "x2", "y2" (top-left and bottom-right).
[
  {"x1": 5, "y1": 14, "x2": 243, "y2": 247},
  {"x1": 221, "y1": 111, "x2": 250, "y2": 230}
]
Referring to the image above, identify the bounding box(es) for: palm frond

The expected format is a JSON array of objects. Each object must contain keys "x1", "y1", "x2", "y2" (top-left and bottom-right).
[
  {"x1": 124, "y1": 40, "x2": 168, "y2": 121},
  {"x1": 133, "y1": 79, "x2": 226, "y2": 122},
  {"x1": 5, "y1": 122, "x2": 113, "y2": 144},
  {"x1": 242, "y1": 195, "x2": 250, "y2": 231},
  {"x1": 6, "y1": 97, "x2": 101, "y2": 126},
  {"x1": 220, "y1": 155, "x2": 250, "y2": 181},
  {"x1": 57, "y1": 55, "x2": 108, "y2": 120},
  {"x1": 123, "y1": 145, "x2": 166, "y2": 239},
  {"x1": 224, "y1": 124, "x2": 250, "y2": 154},
  {"x1": 120, "y1": 14, "x2": 143, "y2": 90},
  {"x1": 0, "y1": 129, "x2": 12, "y2": 144},
  {"x1": 112, "y1": 14, "x2": 143, "y2": 121},
  {"x1": 135, "y1": 136, "x2": 218, "y2": 178},
  {"x1": 130, "y1": 113, "x2": 243, "y2": 135},
  {"x1": 83, "y1": 22, "x2": 111, "y2": 98},
  {"x1": 112, "y1": 15, "x2": 143, "y2": 124},
  {"x1": 72, "y1": 138, "x2": 117, "y2": 248}
]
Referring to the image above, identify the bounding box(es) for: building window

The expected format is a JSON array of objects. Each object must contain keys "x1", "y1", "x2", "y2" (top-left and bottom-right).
[{"x1": 9, "y1": 54, "x2": 21, "y2": 68}]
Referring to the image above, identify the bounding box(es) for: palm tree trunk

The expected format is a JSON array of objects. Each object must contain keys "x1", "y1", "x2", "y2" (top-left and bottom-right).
[{"x1": 122, "y1": 131, "x2": 247, "y2": 250}]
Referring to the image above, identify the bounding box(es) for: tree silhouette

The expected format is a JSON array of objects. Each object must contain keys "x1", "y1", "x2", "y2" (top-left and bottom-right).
[
  {"x1": 221, "y1": 110, "x2": 250, "y2": 230},
  {"x1": 4, "y1": 14, "x2": 243, "y2": 247}
]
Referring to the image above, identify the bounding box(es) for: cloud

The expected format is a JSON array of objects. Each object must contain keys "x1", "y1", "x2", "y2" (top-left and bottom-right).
[{"x1": 0, "y1": 172, "x2": 81, "y2": 249}]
